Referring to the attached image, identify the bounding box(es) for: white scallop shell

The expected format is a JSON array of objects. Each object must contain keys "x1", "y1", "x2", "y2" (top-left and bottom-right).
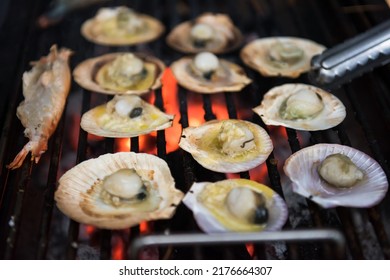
[
  {"x1": 166, "y1": 13, "x2": 243, "y2": 54},
  {"x1": 80, "y1": 95, "x2": 174, "y2": 138},
  {"x1": 55, "y1": 152, "x2": 184, "y2": 229},
  {"x1": 171, "y1": 56, "x2": 252, "y2": 94},
  {"x1": 253, "y1": 83, "x2": 346, "y2": 131},
  {"x1": 283, "y1": 144, "x2": 388, "y2": 208},
  {"x1": 178, "y1": 119, "x2": 273, "y2": 173},
  {"x1": 183, "y1": 179, "x2": 288, "y2": 233},
  {"x1": 240, "y1": 37, "x2": 325, "y2": 78},
  {"x1": 81, "y1": 7, "x2": 165, "y2": 46},
  {"x1": 73, "y1": 52, "x2": 165, "y2": 95}
]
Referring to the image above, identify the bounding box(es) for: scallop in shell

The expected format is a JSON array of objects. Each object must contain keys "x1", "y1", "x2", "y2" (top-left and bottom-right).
[
  {"x1": 55, "y1": 152, "x2": 184, "y2": 229},
  {"x1": 179, "y1": 119, "x2": 273, "y2": 173},
  {"x1": 166, "y1": 13, "x2": 243, "y2": 54},
  {"x1": 283, "y1": 144, "x2": 388, "y2": 208},
  {"x1": 183, "y1": 179, "x2": 288, "y2": 232},
  {"x1": 171, "y1": 52, "x2": 251, "y2": 94},
  {"x1": 73, "y1": 52, "x2": 165, "y2": 95},
  {"x1": 253, "y1": 83, "x2": 346, "y2": 131},
  {"x1": 240, "y1": 37, "x2": 325, "y2": 78},
  {"x1": 80, "y1": 95, "x2": 174, "y2": 138},
  {"x1": 81, "y1": 6, "x2": 165, "y2": 46}
]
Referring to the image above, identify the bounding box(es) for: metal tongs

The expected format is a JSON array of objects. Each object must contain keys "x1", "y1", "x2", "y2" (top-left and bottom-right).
[{"x1": 309, "y1": 19, "x2": 390, "y2": 90}]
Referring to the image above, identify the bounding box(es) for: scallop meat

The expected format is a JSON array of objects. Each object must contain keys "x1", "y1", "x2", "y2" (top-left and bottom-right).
[
  {"x1": 81, "y1": 95, "x2": 174, "y2": 138},
  {"x1": 73, "y1": 52, "x2": 165, "y2": 95},
  {"x1": 253, "y1": 83, "x2": 346, "y2": 131},
  {"x1": 240, "y1": 37, "x2": 325, "y2": 78},
  {"x1": 283, "y1": 144, "x2": 388, "y2": 208},
  {"x1": 183, "y1": 179, "x2": 288, "y2": 233},
  {"x1": 166, "y1": 13, "x2": 243, "y2": 54},
  {"x1": 179, "y1": 119, "x2": 273, "y2": 173},
  {"x1": 81, "y1": 6, "x2": 165, "y2": 46},
  {"x1": 171, "y1": 52, "x2": 251, "y2": 94},
  {"x1": 55, "y1": 152, "x2": 184, "y2": 229}
]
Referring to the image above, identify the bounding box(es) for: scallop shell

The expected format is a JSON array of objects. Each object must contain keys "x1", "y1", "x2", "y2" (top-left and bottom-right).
[
  {"x1": 283, "y1": 144, "x2": 388, "y2": 208},
  {"x1": 166, "y1": 13, "x2": 243, "y2": 54},
  {"x1": 81, "y1": 7, "x2": 165, "y2": 46},
  {"x1": 171, "y1": 56, "x2": 252, "y2": 94},
  {"x1": 55, "y1": 152, "x2": 184, "y2": 229},
  {"x1": 253, "y1": 83, "x2": 346, "y2": 131},
  {"x1": 183, "y1": 179, "x2": 288, "y2": 233},
  {"x1": 240, "y1": 37, "x2": 325, "y2": 78},
  {"x1": 73, "y1": 52, "x2": 165, "y2": 95},
  {"x1": 80, "y1": 95, "x2": 174, "y2": 138},
  {"x1": 179, "y1": 119, "x2": 273, "y2": 173}
]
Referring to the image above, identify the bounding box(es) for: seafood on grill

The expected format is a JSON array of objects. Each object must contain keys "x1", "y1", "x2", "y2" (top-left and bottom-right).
[
  {"x1": 183, "y1": 179, "x2": 288, "y2": 232},
  {"x1": 73, "y1": 52, "x2": 165, "y2": 95},
  {"x1": 7, "y1": 45, "x2": 73, "y2": 170},
  {"x1": 55, "y1": 152, "x2": 184, "y2": 229},
  {"x1": 80, "y1": 95, "x2": 174, "y2": 138},
  {"x1": 179, "y1": 119, "x2": 273, "y2": 173},
  {"x1": 253, "y1": 83, "x2": 346, "y2": 131},
  {"x1": 171, "y1": 52, "x2": 251, "y2": 94},
  {"x1": 240, "y1": 37, "x2": 325, "y2": 78},
  {"x1": 166, "y1": 13, "x2": 243, "y2": 54},
  {"x1": 81, "y1": 6, "x2": 164, "y2": 46},
  {"x1": 283, "y1": 144, "x2": 388, "y2": 208}
]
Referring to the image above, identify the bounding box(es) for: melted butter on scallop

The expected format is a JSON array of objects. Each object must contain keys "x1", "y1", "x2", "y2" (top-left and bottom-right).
[
  {"x1": 80, "y1": 95, "x2": 174, "y2": 138},
  {"x1": 171, "y1": 52, "x2": 251, "y2": 94},
  {"x1": 81, "y1": 6, "x2": 165, "y2": 46},
  {"x1": 95, "y1": 53, "x2": 156, "y2": 92}
]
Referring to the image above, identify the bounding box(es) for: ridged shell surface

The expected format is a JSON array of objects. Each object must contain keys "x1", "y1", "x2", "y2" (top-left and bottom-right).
[
  {"x1": 81, "y1": 7, "x2": 165, "y2": 46},
  {"x1": 253, "y1": 83, "x2": 346, "y2": 131},
  {"x1": 171, "y1": 56, "x2": 251, "y2": 94},
  {"x1": 55, "y1": 152, "x2": 184, "y2": 229},
  {"x1": 179, "y1": 119, "x2": 273, "y2": 173},
  {"x1": 240, "y1": 37, "x2": 325, "y2": 78},
  {"x1": 166, "y1": 13, "x2": 243, "y2": 54},
  {"x1": 80, "y1": 95, "x2": 174, "y2": 138},
  {"x1": 183, "y1": 179, "x2": 288, "y2": 233},
  {"x1": 283, "y1": 144, "x2": 388, "y2": 208},
  {"x1": 73, "y1": 52, "x2": 165, "y2": 95}
]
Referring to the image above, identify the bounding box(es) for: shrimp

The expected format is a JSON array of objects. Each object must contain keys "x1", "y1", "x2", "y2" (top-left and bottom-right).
[{"x1": 7, "y1": 45, "x2": 73, "y2": 170}]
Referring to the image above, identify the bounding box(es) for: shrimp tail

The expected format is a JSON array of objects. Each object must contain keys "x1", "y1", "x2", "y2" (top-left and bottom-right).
[
  {"x1": 6, "y1": 144, "x2": 31, "y2": 170},
  {"x1": 7, "y1": 138, "x2": 47, "y2": 169}
]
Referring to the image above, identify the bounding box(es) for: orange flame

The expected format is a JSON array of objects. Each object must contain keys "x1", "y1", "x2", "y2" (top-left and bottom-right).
[
  {"x1": 112, "y1": 235, "x2": 125, "y2": 260},
  {"x1": 246, "y1": 243, "x2": 255, "y2": 258}
]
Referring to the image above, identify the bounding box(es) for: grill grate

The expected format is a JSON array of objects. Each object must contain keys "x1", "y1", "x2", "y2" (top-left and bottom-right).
[{"x1": 0, "y1": 0, "x2": 389, "y2": 260}]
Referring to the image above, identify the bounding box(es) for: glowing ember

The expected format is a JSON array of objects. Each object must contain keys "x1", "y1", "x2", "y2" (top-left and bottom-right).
[
  {"x1": 161, "y1": 68, "x2": 181, "y2": 153},
  {"x1": 112, "y1": 235, "x2": 125, "y2": 260},
  {"x1": 246, "y1": 243, "x2": 255, "y2": 258}
]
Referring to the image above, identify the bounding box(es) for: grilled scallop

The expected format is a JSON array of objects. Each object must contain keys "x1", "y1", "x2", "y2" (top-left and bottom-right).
[
  {"x1": 166, "y1": 13, "x2": 243, "y2": 54},
  {"x1": 80, "y1": 95, "x2": 174, "y2": 138},
  {"x1": 81, "y1": 6, "x2": 165, "y2": 46},
  {"x1": 179, "y1": 119, "x2": 273, "y2": 173},
  {"x1": 171, "y1": 52, "x2": 251, "y2": 94},
  {"x1": 240, "y1": 37, "x2": 325, "y2": 78},
  {"x1": 73, "y1": 52, "x2": 165, "y2": 95},
  {"x1": 183, "y1": 179, "x2": 288, "y2": 232},
  {"x1": 283, "y1": 144, "x2": 388, "y2": 208},
  {"x1": 253, "y1": 83, "x2": 346, "y2": 131},
  {"x1": 55, "y1": 152, "x2": 184, "y2": 229}
]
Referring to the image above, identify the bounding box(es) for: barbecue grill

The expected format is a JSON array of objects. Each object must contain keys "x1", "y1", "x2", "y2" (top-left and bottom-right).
[{"x1": 0, "y1": 0, "x2": 389, "y2": 260}]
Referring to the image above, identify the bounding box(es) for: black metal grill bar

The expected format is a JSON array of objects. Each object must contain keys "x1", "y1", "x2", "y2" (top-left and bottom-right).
[
  {"x1": 36, "y1": 106, "x2": 67, "y2": 259},
  {"x1": 65, "y1": 89, "x2": 91, "y2": 260},
  {"x1": 130, "y1": 229, "x2": 346, "y2": 260}
]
